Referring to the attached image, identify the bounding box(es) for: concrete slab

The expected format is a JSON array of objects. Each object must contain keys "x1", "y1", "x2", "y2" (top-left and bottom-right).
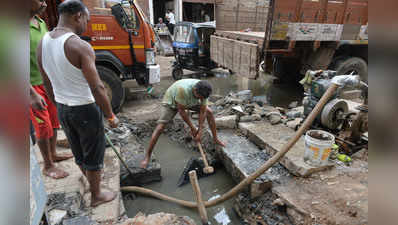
[
  {"x1": 238, "y1": 122, "x2": 334, "y2": 177},
  {"x1": 217, "y1": 130, "x2": 290, "y2": 198},
  {"x1": 33, "y1": 144, "x2": 84, "y2": 195},
  {"x1": 119, "y1": 136, "x2": 162, "y2": 187},
  {"x1": 34, "y1": 142, "x2": 122, "y2": 224},
  {"x1": 215, "y1": 115, "x2": 237, "y2": 129}
]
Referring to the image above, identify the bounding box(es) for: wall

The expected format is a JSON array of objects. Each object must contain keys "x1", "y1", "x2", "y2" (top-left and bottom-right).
[{"x1": 215, "y1": 0, "x2": 270, "y2": 31}]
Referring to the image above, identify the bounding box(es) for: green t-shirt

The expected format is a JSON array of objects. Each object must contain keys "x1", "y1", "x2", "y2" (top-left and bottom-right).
[
  {"x1": 162, "y1": 79, "x2": 208, "y2": 109},
  {"x1": 30, "y1": 16, "x2": 48, "y2": 86}
]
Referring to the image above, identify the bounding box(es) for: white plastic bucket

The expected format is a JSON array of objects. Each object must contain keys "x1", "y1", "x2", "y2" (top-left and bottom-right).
[{"x1": 304, "y1": 130, "x2": 335, "y2": 166}]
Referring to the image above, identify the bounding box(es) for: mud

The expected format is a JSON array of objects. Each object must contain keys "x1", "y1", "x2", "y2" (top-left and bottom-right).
[
  {"x1": 308, "y1": 130, "x2": 334, "y2": 141},
  {"x1": 234, "y1": 192, "x2": 294, "y2": 225}
]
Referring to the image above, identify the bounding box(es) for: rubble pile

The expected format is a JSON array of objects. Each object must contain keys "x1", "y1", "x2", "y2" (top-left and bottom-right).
[{"x1": 210, "y1": 90, "x2": 304, "y2": 129}]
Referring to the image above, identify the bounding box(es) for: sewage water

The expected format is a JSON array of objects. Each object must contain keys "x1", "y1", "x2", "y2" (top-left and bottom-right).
[
  {"x1": 124, "y1": 135, "x2": 241, "y2": 225},
  {"x1": 153, "y1": 72, "x2": 304, "y2": 108}
]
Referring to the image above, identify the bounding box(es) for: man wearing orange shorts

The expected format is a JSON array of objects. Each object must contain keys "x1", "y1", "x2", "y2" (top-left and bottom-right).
[{"x1": 30, "y1": 0, "x2": 73, "y2": 179}]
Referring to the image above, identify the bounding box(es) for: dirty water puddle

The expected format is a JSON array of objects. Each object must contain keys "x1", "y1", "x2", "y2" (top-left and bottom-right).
[{"x1": 123, "y1": 135, "x2": 241, "y2": 225}]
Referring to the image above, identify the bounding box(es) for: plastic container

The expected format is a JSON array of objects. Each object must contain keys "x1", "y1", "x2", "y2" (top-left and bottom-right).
[{"x1": 304, "y1": 130, "x2": 335, "y2": 166}]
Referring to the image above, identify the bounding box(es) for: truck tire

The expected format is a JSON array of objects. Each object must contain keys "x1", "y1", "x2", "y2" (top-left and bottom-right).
[
  {"x1": 97, "y1": 65, "x2": 125, "y2": 114},
  {"x1": 332, "y1": 57, "x2": 368, "y2": 83}
]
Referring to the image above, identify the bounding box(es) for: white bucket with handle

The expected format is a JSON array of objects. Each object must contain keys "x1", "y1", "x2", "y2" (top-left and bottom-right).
[{"x1": 304, "y1": 130, "x2": 335, "y2": 166}]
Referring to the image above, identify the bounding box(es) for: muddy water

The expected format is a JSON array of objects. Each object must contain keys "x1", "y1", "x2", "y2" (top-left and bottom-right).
[
  {"x1": 124, "y1": 135, "x2": 241, "y2": 225},
  {"x1": 152, "y1": 72, "x2": 304, "y2": 108}
]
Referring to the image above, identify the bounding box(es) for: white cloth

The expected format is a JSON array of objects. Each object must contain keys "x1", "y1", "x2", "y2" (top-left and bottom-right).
[
  {"x1": 166, "y1": 12, "x2": 176, "y2": 24},
  {"x1": 42, "y1": 32, "x2": 95, "y2": 106}
]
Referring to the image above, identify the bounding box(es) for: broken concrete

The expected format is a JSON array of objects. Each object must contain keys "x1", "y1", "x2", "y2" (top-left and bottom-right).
[
  {"x1": 267, "y1": 112, "x2": 282, "y2": 125},
  {"x1": 217, "y1": 130, "x2": 291, "y2": 198},
  {"x1": 234, "y1": 192, "x2": 293, "y2": 225},
  {"x1": 286, "y1": 118, "x2": 303, "y2": 130},
  {"x1": 286, "y1": 110, "x2": 302, "y2": 119},
  {"x1": 119, "y1": 136, "x2": 162, "y2": 187},
  {"x1": 215, "y1": 115, "x2": 237, "y2": 129},
  {"x1": 238, "y1": 122, "x2": 334, "y2": 177},
  {"x1": 63, "y1": 216, "x2": 98, "y2": 225},
  {"x1": 48, "y1": 209, "x2": 68, "y2": 225},
  {"x1": 240, "y1": 114, "x2": 262, "y2": 123}
]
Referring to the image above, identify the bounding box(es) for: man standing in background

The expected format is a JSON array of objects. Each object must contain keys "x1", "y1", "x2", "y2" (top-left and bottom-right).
[
  {"x1": 30, "y1": 0, "x2": 72, "y2": 179},
  {"x1": 165, "y1": 9, "x2": 175, "y2": 35}
]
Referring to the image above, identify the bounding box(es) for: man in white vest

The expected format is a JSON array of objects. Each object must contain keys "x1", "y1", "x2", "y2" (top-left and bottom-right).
[{"x1": 36, "y1": 0, "x2": 119, "y2": 207}]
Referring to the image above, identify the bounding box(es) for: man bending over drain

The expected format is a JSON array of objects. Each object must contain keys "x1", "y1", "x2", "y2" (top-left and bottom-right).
[{"x1": 140, "y1": 79, "x2": 226, "y2": 168}]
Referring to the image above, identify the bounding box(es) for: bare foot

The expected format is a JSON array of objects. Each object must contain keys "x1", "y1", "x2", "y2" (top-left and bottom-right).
[
  {"x1": 91, "y1": 191, "x2": 117, "y2": 207},
  {"x1": 214, "y1": 139, "x2": 226, "y2": 148},
  {"x1": 53, "y1": 152, "x2": 74, "y2": 162},
  {"x1": 43, "y1": 166, "x2": 69, "y2": 179},
  {"x1": 140, "y1": 158, "x2": 150, "y2": 169}
]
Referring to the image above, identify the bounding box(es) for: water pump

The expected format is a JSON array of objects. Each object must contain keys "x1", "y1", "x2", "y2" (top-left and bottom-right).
[{"x1": 301, "y1": 70, "x2": 349, "y2": 130}]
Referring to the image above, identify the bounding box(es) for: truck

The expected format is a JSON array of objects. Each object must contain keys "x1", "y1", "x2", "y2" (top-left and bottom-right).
[
  {"x1": 42, "y1": 0, "x2": 160, "y2": 113},
  {"x1": 211, "y1": 0, "x2": 368, "y2": 83}
]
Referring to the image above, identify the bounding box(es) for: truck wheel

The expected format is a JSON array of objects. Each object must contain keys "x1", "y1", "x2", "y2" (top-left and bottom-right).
[
  {"x1": 333, "y1": 57, "x2": 368, "y2": 83},
  {"x1": 97, "y1": 65, "x2": 125, "y2": 114},
  {"x1": 172, "y1": 68, "x2": 183, "y2": 80}
]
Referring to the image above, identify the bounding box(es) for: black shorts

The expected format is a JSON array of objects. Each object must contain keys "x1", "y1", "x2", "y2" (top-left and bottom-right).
[{"x1": 57, "y1": 103, "x2": 105, "y2": 171}]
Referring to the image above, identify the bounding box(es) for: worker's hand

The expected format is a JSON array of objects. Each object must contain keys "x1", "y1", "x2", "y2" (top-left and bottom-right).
[
  {"x1": 31, "y1": 92, "x2": 47, "y2": 111},
  {"x1": 140, "y1": 158, "x2": 150, "y2": 169},
  {"x1": 107, "y1": 113, "x2": 119, "y2": 128},
  {"x1": 190, "y1": 127, "x2": 198, "y2": 139},
  {"x1": 194, "y1": 129, "x2": 203, "y2": 143}
]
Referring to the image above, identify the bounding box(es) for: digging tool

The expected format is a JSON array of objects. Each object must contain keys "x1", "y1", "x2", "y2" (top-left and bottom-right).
[
  {"x1": 177, "y1": 157, "x2": 212, "y2": 187},
  {"x1": 197, "y1": 142, "x2": 214, "y2": 174},
  {"x1": 177, "y1": 141, "x2": 215, "y2": 187},
  {"x1": 121, "y1": 75, "x2": 359, "y2": 209},
  {"x1": 105, "y1": 133, "x2": 135, "y2": 177},
  {"x1": 189, "y1": 170, "x2": 209, "y2": 225}
]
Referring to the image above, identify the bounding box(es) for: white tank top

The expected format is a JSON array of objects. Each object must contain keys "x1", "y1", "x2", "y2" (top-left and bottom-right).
[{"x1": 42, "y1": 32, "x2": 95, "y2": 106}]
